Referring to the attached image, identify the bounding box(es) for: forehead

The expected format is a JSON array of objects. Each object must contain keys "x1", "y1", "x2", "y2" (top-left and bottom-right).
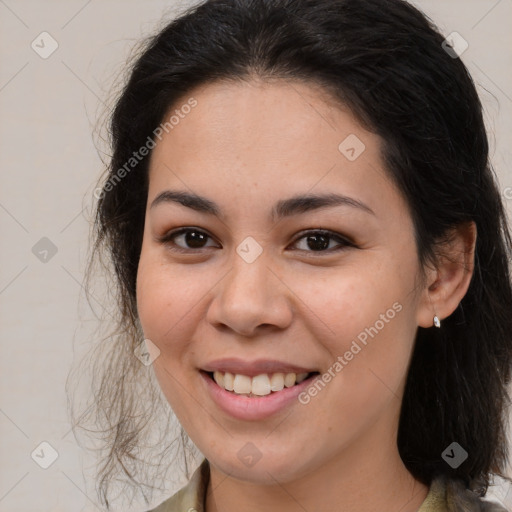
[
  {"x1": 147, "y1": 79, "x2": 406, "y2": 224},
  {"x1": 151, "y1": 78, "x2": 362, "y2": 162}
]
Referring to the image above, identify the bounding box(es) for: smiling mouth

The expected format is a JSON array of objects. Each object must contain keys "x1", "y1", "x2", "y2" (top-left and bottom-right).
[{"x1": 204, "y1": 370, "x2": 320, "y2": 397}]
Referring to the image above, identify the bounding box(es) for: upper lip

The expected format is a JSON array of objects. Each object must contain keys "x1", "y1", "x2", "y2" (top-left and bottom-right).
[{"x1": 201, "y1": 358, "x2": 317, "y2": 377}]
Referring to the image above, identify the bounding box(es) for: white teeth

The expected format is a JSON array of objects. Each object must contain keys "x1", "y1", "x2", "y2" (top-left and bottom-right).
[
  {"x1": 224, "y1": 372, "x2": 234, "y2": 391},
  {"x1": 284, "y1": 372, "x2": 296, "y2": 387},
  {"x1": 211, "y1": 370, "x2": 311, "y2": 395},
  {"x1": 251, "y1": 374, "x2": 271, "y2": 396},
  {"x1": 296, "y1": 372, "x2": 309, "y2": 383},
  {"x1": 270, "y1": 373, "x2": 284, "y2": 391},
  {"x1": 233, "y1": 374, "x2": 252, "y2": 394},
  {"x1": 213, "y1": 371, "x2": 224, "y2": 387}
]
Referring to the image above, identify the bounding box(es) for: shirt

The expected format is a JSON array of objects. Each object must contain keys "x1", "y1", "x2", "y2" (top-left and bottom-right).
[{"x1": 146, "y1": 458, "x2": 508, "y2": 512}]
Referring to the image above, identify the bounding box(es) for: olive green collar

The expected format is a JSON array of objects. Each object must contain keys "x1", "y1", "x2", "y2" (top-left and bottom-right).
[{"x1": 147, "y1": 458, "x2": 506, "y2": 512}]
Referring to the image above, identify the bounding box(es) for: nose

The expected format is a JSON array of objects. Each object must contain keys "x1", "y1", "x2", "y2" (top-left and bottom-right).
[{"x1": 206, "y1": 252, "x2": 293, "y2": 337}]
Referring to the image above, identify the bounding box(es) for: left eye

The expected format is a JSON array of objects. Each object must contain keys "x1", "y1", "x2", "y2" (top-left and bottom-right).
[
  {"x1": 290, "y1": 230, "x2": 354, "y2": 253},
  {"x1": 158, "y1": 228, "x2": 354, "y2": 254}
]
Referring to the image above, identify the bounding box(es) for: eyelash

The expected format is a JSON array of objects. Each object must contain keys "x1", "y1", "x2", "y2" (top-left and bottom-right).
[{"x1": 156, "y1": 227, "x2": 356, "y2": 255}]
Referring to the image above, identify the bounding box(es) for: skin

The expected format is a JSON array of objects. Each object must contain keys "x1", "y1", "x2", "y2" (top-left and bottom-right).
[{"x1": 136, "y1": 78, "x2": 476, "y2": 512}]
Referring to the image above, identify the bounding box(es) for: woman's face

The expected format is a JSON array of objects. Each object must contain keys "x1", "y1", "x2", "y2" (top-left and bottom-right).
[{"x1": 136, "y1": 79, "x2": 428, "y2": 484}]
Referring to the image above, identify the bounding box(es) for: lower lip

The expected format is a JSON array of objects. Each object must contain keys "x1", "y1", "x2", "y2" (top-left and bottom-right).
[{"x1": 200, "y1": 371, "x2": 318, "y2": 421}]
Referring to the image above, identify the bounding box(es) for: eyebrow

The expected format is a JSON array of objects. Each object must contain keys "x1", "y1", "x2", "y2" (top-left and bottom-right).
[{"x1": 150, "y1": 190, "x2": 375, "y2": 220}]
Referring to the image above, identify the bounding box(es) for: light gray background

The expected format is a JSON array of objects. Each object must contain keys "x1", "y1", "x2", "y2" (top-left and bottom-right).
[{"x1": 1, "y1": 1, "x2": 511, "y2": 511}]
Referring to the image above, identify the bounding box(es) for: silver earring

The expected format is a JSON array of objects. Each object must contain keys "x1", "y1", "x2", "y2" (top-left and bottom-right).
[{"x1": 433, "y1": 315, "x2": 441, "y2": 328}]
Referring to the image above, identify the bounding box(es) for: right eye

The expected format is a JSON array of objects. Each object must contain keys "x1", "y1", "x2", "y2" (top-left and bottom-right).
[{"x1": 157, "y1": 227, "x2": 220, "y2": 253}]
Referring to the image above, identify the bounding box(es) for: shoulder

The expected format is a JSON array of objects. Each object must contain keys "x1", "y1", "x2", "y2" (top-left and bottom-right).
[
  {"x1": 145, "y1": 459, "x2": 210, "y2": 512},
  {"x1": 440, "y1": 475, "x2": 508, "y2": 512}
]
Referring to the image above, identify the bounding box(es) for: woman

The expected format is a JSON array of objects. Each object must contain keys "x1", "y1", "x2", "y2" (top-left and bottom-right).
[{"x1": 76, "y1": 0, "x2": 512, "y2": 510}]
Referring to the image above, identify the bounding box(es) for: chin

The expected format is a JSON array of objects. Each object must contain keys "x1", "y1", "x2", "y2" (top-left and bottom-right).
[{"x1": 207, "y1": 449, "x2": 313, "y2": 485}]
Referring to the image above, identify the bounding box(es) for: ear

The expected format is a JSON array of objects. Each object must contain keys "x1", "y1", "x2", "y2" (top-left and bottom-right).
[{"x1": 416, "y1": 221, "x2": 477, "y2": 328}]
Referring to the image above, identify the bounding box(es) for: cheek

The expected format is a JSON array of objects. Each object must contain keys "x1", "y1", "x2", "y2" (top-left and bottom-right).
[
  {"x1": 294, "y1": 260, "x2": 401, "y2": 342},
  {"x1": 136, "y1": 257, "x2": 201, "y2": 416},
  {"x1": 299, "y1": 259, "x2": 416, "y2": 391},
  {"x1": 136, "y1": 252, "x2": 221, "y2": 372},
  {"x1": 136, "y1": 255, "x2": 194, "y2": 355}
]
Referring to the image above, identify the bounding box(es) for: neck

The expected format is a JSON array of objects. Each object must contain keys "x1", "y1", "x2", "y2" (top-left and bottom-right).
[{"x1": 205, "y1": 426, "x2": 428, "y2": 512}]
